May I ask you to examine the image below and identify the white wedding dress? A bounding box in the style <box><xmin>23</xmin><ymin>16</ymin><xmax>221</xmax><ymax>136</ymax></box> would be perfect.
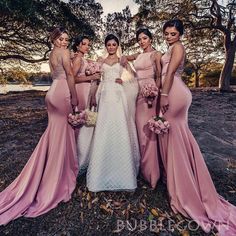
<box><xmin>86</xmin><ymin>62</ymin><xmax>140</xmax><ymax>192</ymax></box>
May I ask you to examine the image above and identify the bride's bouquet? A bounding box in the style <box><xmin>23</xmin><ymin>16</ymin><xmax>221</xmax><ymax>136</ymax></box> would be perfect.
<box><xmin>140</xmin><ymin>83</ymin><xmax>159</xmax><ymax>108</ymax></box>
<box><xmin>68</xmin><ymin>110</ymin><xmax>87</xmax><ymax>128</ymax></box>
<box><xmin>85</xmin><ymin>61</ymin><xmax>102</xmax><ymax>76</ymax></box>
<box><xmin>147</xmin><ymin>116</ymin><xmax>170</xmax><ymax>134</ymax></box>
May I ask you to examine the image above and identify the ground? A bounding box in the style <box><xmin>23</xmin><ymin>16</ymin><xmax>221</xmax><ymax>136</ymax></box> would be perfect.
<box><xmin>0</xmin><ymin>90</ymin><xmax>235</xmax><ymax>236</ymax></box>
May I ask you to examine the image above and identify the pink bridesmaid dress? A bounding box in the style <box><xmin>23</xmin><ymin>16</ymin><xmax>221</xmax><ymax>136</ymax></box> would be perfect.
<box><xmin>0</xmin><ymin>58</ymin><xmax>78</xmax><ymax>225</ymax></box>
<box><xmin>159</xmin><ymin>45</ymin><xmax>236</xmax><ymax>235</ymax></box>
<box><xmin>133</xmin><ymin>51</ymin><xmax>160</xmax><ymax>189</ymax></box>
<box><xmin>75</xmin><ymin>57</ymin><xmax>91</xmax><ymax>110</ymax></box>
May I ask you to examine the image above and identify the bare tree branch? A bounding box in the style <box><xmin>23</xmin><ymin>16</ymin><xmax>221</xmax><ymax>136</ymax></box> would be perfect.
<box><xmin>0</xmin><ymin>49</ymin><xmax>50</xmax><ymax>63</ymax></box>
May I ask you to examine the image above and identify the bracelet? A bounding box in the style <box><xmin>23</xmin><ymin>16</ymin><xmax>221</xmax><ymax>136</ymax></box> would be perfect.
<box><xmin>161</xmin><ymin>93</ymin><xmax>168</xmax><ymax>97</ymax></box>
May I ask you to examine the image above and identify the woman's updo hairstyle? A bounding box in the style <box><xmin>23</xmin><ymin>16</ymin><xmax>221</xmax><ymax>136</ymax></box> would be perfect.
<box><xmin>163</xmin><ymin>19</ymin><xmax>184</xmax><ymax>36</ymax></box>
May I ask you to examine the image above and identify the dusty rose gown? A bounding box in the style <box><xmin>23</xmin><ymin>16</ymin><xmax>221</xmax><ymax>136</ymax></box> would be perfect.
<box><xmin>133</xmin><ymin>51</ymin><xmax>160</xmax><ymax>189</ymax></box>
<box><xmin>159</xmin><ymin>45</ymin><xmax>236</xmax><ymax>235</ymax></box>
<box><xmin>75</xmin><ymin>57</ymin><xmax>91</xmax><ymax>111</ymax></box>
<box><xmin>0</xmin><ymin>57</ymin><xmax>78</xmax><ymax>225</ymax></box>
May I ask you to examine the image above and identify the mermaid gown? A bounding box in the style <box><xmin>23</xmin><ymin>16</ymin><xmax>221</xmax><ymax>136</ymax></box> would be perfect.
<box><xmin>159</xmin><ymin>45</ymin><xmax>236</xmax><ymax>235</ymax></box>
<box><xmin>0</xmin><ymin>58</ymin><xmax>78</xmax><ymax>225</ymax></box>
<box><xmin>133</xmin><ymin>51</ymin><xmax>160</xmax><ymax>189</ymax></box>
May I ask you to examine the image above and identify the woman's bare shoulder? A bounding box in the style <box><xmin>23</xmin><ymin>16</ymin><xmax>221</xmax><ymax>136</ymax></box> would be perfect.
<box><xmin>154</xmin><ymin>50</ymin><xmax>162</xmax><ymax>57</ymax></box>
<box><xmin>172</xmin><ymin>42</ymin><xmax>185</xmax><ymax>52</ymax></box>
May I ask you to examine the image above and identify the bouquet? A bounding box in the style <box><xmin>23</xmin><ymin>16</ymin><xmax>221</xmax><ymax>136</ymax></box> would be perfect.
<box><xmin>85</xmin><ymin>61</ymin><xmax>102</xmax><ymax>76</ymax></box>
<box><xmin>85</xmin><ymin>107</ymin><xmax>97</xmax><ymax>127</ymax></box>
<box><xmin>147</xmin><ymin>116</ymin><xmax>170</xmax><ymax>135</ymax></box>
<box><xmin>140</xmin><ymin>83</ymin><xmax>159</xmax><ymax>108</ymax></box>
<box><xmin>68</xmin><ymin>110</ymin><xmax>87</xmax><ymax>128</ymax></box>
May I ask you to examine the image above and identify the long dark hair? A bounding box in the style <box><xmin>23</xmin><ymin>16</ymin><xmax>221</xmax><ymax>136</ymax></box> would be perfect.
<box><xmin>72</xmin><ymin>36</ymin><xmax>90</xmax><ymax>52</ymax></box>
<box><xmin>163</xmin><ymin>19</ymin><xmax>184</xmax><ymax>35</ymax></box>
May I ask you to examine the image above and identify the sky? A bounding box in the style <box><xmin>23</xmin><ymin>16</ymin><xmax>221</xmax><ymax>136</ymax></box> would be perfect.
<box><xmin>61</xmin><ymin>0</ymin><xmax>139</xmax><ymax>16</ymax></box>
<box><xmin>41</xmin><ymin>0</ymin><xmax>139</xmax><ymax>72</ymax></box>
<box><xmin>96</xmin><ymin>0</ymin><xmax>139</xmax><ymax>16</ymax></box>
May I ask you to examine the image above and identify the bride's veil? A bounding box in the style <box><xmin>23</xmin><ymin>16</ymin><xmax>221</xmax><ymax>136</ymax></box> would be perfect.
<box><xmin>118</xmin><ymin>46</ymin><xmax>136</xmax><ymax>83</ymax></box>
<box><xmin>116</xmin><ymin>40</ymin><xmax>140</xmax><ymax>173</ymax></box>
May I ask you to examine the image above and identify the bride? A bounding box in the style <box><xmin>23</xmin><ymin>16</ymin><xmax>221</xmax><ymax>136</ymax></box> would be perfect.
<box><xmin>86</xmin><ymin>33</ymin><xmax>140</xmax><ymax>192</ymax></box>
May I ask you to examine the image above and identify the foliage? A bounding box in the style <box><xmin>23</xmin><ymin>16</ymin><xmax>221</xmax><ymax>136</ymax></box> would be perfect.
<box><xmin>68</xmin><ymin>0</ymin><xmax>104</xmax><ymax>51</ymax></box>
<box><xmin>3</xmin><ymin>67</ymin><xmax>31</xmax><ymax>84</ymax></box>
<box><xmin>182</xmin><ymin>62</ymin><xmax>226</xmax><ymax>87</ymax></box>
<box><xmin>0</xmin><ymin>0</ymin><xmax>99</xmax><ymax>67</ymax></box>
<box><xmin>133</xmin><ymin>0</ymin><xmax>236</xmax><ymax>90</ymax></box>
<box><xmin>104</xmin><ymin>6</ymin><xmax>137</xmax><ymax>52</ymax></box>
<box><xmin>0</xmin><ymin>67</ymin><xmax>52</xmax><ymax>84</ymax></box>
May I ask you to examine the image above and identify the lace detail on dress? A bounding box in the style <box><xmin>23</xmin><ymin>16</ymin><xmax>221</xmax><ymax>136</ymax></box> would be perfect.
<box><xmin>86</xmin><ymin>63</ymin><xmax>139</xmax><ymax>192</ymax></box>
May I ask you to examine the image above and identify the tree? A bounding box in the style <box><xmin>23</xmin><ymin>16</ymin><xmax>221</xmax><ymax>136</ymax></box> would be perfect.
<box><xmin>133</xmin><ymin>0</ymin><xmax>236</xmax><ymax>91</ymax></box>
<box><xmin>0</xmin><ymin>0</ymin><xmax>96</xmax><ymax>66</ymax></box>
<box><xmin>185</xmin><ymin>30</ymin><xmax>224</xmax><ymax>87</ymax></box>
<box><xmin>4</xmin><ymin>67</ymin><xmax>30</xmax><ymax>84</ymax></box>
<box><xmin>68</xmin><ymin>0</ymin><xmax>104</xmax><ymax>50</ymax></box>
<box><xmin>186</xmin><ymin>0</ymin><xmax>236</xmax><ymax>91</ymax></box>
<box><xmin>104</xmin><ymin>6</ymin><xmax>137</xmax><ymax>52</ymax></box>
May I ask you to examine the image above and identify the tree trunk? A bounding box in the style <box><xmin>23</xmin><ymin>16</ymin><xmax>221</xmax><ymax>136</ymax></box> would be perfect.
<box><xmin>219</xmin><ymin>38</ymin><xmax>236</xmax><ymax>92</ymax></box>
<box><xmin>194</xmin><ymin>70</ymin><xmax>200</xmax><ymax>88</ymax></box>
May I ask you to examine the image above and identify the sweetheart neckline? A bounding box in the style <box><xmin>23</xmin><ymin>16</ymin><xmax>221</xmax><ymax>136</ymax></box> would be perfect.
<box><xmin>103</xmin><ymin>62</ymin><xmax>120</xmax><ymax>67</ymax></box>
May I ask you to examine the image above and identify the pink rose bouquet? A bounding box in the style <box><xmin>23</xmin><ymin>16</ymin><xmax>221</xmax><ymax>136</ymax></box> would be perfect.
<box><xmin>68</xmin><ymin>110</ymin><xmax>87</xmax><ymax>128</ymax></box>
<box><xmin>147</xmin><ymin>116</ymin><xmax>170</xmax><ymax>134</ymax></box>
<box><xmin>85</xmin><ymin>61</ymin><xmax>102</xmax><ymax>76</ymax></box>
<box><xmin>140</xmin><ymin>83</ymin><xmax>159</xmax><ymax>108</ymax></box>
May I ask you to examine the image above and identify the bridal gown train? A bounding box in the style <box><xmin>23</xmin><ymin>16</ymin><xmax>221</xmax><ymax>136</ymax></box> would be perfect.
<box><xmin>0</xmin><ymin>58</ymin><xmax>78</xmax><ymax>225</ymax></box>
<box><xmin>159</xmin><ymin>45</ymin><xmax>236</xmax><ymax>235</ymax></box>
<box><xmin>86</xmin><ymin>62</ymin><xmax>140</xmax><ymax>192</ymax></box>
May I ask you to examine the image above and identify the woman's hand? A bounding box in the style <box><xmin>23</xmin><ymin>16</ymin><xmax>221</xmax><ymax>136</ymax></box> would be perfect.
<box><xmin>71</xmin><ymin>94</ymin><xmax>78</xmax><ymax>109</ymax></box>
<box><xmin>120</xmin><ymin>56</ymin><xmax>128</xmax><ymax>67</ymax></box>
<box><xmin>115</xmin><ymin>78</ymin><xmax>123</xmax><ymax>85</ymax></box>
<box><xmin>160</xmin><ymin>94</ymin><xmax>169</xmax><ymax>114</ymax></box>
<box><xmin>91</xmin><ymin>72</ymin><xmax>101</xmax><ymax>81</ymax></box>
<box><xmin>90</xmin><ymin>95</ymin><xmax>97</xmax><ymax>109</ymax></box>
<box><xmin>156</xmin><ymin>78</ymin><xmax>161</xmax><ymax>91</ymax></box>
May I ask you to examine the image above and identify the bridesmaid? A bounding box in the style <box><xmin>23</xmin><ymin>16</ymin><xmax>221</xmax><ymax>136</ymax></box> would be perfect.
<box><xmin>0</xmin><ymin>27</ymin><xmax>78</xmax><ymax>225</ymax></box>
<box><xmin>71</xmin><ymin>36</ymin><xmax>100</xmax><ymax>172</ymax></box>
<box><xmin>71</xmin><ymin>36</ymin><xmax>101</xmax><ymax>112</ymax></box>
<box><xmin>159</xmin><ymin>19</ymin><xmax>236</xmax><ymax>235</ymax></box>
<box><xmin>122</xmin><ymin>28</ymin><xmax>162</xmax><ymax>189</ymax></box>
